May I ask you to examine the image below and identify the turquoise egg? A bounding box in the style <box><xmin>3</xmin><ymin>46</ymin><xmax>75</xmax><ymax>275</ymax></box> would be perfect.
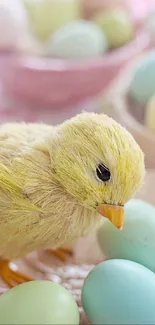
<box><xmin>129</xmin><ymin>51</ymin><xmax>155</xmax><ymax>103</ymax></box>
<box><xmin>0</xmin><ymin>281</ymin><xmax>79</xmax><ymax>324</ymax></box>
<box><xmin>82</xmin><ymin>259</ymin><xmax>155</xmax><ymax>324</ymax></box>
<box><xmin>97</xmin><ymin>199</ymin><xmax>155</xmax><ymax>272</ymax></box>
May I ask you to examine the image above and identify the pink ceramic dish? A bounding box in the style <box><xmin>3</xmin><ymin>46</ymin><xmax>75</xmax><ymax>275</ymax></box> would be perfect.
<box><xmin>0</xmin><ymin>31</ymin><xmax>151</xmax><ymax>109</ymax></box>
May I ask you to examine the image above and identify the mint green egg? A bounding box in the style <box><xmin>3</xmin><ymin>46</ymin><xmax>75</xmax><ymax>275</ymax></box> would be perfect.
<box><xmin>97</xmin><ymin>199</ymin><xmax>155</xmax><ymax>272</ymax></box>
<box><xmin>48</xmin><ymin>20</ymin><xmax>107</xmax><ymax>59</ymax></box>
<box><xmin>129</xmin><ymin>51</ymin><xmax>155</xmax><ymax>103</ymax></box>
<box><xmin>82</xmin><ymin>259</ymin><xmax>155</xmax><ymax>324</ymax></box>
<box><xmin>0</xmin><ymin>281</ymin><xmax>79</xmax><ymax>324</ymax></box>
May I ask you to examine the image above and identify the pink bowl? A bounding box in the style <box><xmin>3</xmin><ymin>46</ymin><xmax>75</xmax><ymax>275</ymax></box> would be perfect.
<box><xmin>0</xmin><ymin>31</ymin><xmax>151</xmax><ymax>109</ymax></box>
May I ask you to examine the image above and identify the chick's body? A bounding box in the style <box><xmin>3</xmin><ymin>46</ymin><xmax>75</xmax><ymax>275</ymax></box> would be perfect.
<box><xmin>0</xmin><ymin>113</ymin><xmax>145</xmax><ymax>260</ymax></box>
<box><xmin>0</xmin><ymin>122</ymin><xmax>100</xmax><ymax>259</ymax></box>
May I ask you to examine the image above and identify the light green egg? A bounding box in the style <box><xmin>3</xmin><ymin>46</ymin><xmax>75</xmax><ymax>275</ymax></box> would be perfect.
<box><xmin>47</xmin><ymin>20</ymin><xmax>107</xmax><ymax>59</ymax></box>
<box><xmin>82</xmin><ymin>259</ymin><xmax>155</xmax><ymax>324</ymax></box>
<box><xmin>97</xmin><ymin>199</ymin><xmax>155</xmax><ymax>272</ymax></box>
<box><xmin>129</xmin><ymin>51</ymin><xmax>155</xmax><ymax>103</ymax></box>
<box><xmin>93</xmin><ymin>9</ymin><xmax>134</xmax><ymax>48</ymax></box>
<box><xmin>0</xmin><ymin>281</ymin><xmax>79</xmax><ymax>324</ymax></box>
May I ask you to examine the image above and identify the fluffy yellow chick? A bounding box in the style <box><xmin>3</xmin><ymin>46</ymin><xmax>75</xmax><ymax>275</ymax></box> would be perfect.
<box><xmin>0</xmin><ymin>112</ymin><xmax>145</xmax><ymax>286</ymax></box>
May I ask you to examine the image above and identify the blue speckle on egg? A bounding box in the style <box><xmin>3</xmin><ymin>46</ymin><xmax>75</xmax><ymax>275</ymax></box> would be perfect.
<box><xmin>129</xmin><ymin>51</ymin><xmax>155</xmax><ymax>103</ymax></box>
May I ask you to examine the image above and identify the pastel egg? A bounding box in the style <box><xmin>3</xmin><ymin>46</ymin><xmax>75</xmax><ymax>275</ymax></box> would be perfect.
<box><xmin>47</xmin><ymin>20</ymin><xmax>107</xmax><ymax>59</ymax></box>
<box><xmin>82</xmin><ymin>259</ymin><xmax>155</xmax><ymax>324</ymax></box>
<box><xmin>93</xmin><ymin>9</ymin><xmax>134</xmax><ymax>48</ymax></box>
<box><xmin>129</xmin><ymin>51</ymin><xmax>155</xmax><ymax>103</ymax></box>
<box><xmin>145</xmin><ymin>94</ymin><xmax>155</xmax><ymax>132</ymax></box>
<box><xmin>0</xmin><ymin>1</ymin><xmax>23</xmax><ymax>49</ymax></box>
<box><xmin>97</xmin><ymin>199</ymin><xmax>155</xmax><ymax>272</ymax></box>
<box><xmin>24</xmin><ymin>0</ymin><xmax>80</xmax><ymax>40</ymax></box>
<box><xmin>0</xmin><ymin>281</ymin><xmax>79</xmax><ymax>324</ymax></box>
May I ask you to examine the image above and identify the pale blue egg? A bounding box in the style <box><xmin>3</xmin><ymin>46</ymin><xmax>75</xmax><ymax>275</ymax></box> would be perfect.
<box><xmin>82</xmin><ymin>259</ymin><xmax>155</xmax><ymax>324</ymax></box>
<box><xmin>129</xmin><ymin>51</ymin><xmax>155</xmax><ymax>102</ymax></box>
<box><xmin>47</xmin><ymin>20</ymin><xmax>108</xmax><ymax>59</ymax></box>
<box><xmin>97</xmin><ymin>199</ymin><xmax>155</xmax><ymax>272</ymax></box>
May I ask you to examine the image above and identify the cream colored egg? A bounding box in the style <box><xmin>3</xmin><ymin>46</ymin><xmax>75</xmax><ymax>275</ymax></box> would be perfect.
<box><xmin>24</xmin><ymin>0</ymin><xmax>81</xmax><ymax>40</ymax></box>
<box><xmin>145</xmin><ymin>95</ymin><xmax>155</xmax><ymax>132</ymax></box>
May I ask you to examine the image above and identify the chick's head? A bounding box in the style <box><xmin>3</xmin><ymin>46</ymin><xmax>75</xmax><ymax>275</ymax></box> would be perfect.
<box><xmin>51</xmin><ymin>113</ymin><xmax>145</xmax><ymax>228</ymax></box>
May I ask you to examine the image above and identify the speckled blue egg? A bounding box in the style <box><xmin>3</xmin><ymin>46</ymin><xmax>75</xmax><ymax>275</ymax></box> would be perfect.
<box><xmin>47</xmin><ymin>20</ymin><xmax>107</xmax><ymax>59</ymax></box>
<box><xmin>129</xmin><ymin>51</ymin><xmax>155</xmax><ymax>103</ymax></box>
<box><xmin>97</xmin><ymin>199</ymin><xmax>155</xmax><ymax>272</ymax></box>
<box><xmin>82</xmin><ymin>259</ymin><xmax>155</xmax><ymax>324</ymax></box>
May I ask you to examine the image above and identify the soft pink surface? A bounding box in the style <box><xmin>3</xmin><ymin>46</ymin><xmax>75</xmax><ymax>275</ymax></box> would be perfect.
<box><xmin>128</xmin><ymin>0</ymin><xmax>155</xmax><ymax>26</ymax></box>
<box><xmin>83</xmin><ymin>0</ymin><xmax>155</xmax><ymax>22</ymax></box>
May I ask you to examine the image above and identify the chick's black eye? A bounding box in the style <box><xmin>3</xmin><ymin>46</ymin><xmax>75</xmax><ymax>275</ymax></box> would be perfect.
<box><xmin>96</xmin><ymin>164</ymin><xmax>111</xmax><ymax>182</ymax></box>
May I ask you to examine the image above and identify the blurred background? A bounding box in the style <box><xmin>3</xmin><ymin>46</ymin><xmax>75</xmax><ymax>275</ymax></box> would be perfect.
<box><xmin>0</xmin><ymin>0</ymin><xmax>155</xmax><ymax>168</ymax></box>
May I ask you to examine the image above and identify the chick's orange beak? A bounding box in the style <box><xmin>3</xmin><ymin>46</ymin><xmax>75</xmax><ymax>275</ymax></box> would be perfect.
<box><xmin>98</xmin><ymin>204</ymin><xmax>124</xmax><ymax>229</ymax></box>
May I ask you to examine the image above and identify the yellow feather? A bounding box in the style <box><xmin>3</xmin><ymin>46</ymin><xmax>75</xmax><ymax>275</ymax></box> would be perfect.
<box><xmin>0</xmin><ymin>113</ymin><xmax>145</xmax><ymax>259</ymax></box>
